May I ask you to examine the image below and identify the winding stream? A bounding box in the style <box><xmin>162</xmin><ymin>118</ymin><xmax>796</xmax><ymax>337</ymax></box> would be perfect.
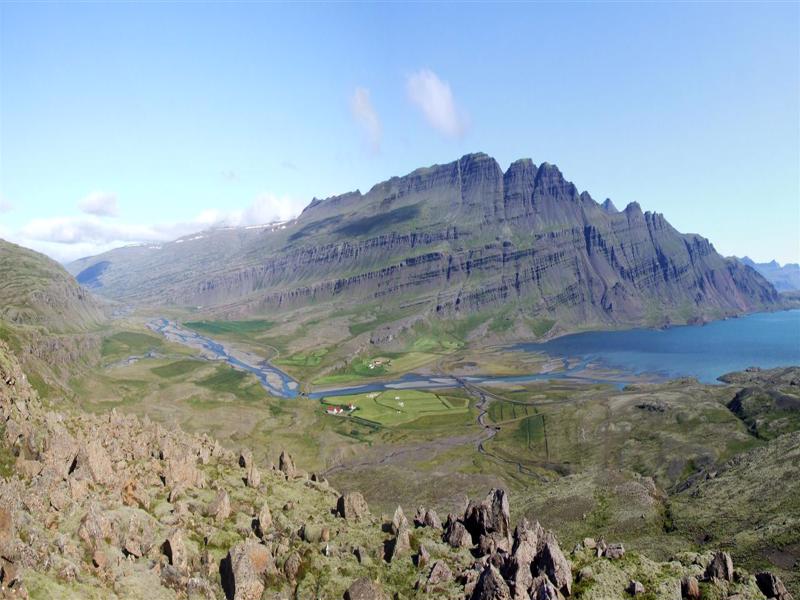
<box><xmin>148</xmin><ymin>319</ymin><xmax>631</xmax><ymax>400</ymax></box>
<box><xmin>149</xmin><ymin>309</ymin><xmax>800</xmax><ymax>400</ymax></box>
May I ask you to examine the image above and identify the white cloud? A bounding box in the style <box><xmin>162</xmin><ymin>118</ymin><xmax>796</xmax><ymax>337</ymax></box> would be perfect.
<box><xmin>406</xmin><ymin>69</ymin><xmax>468</xmax><ymax>138</ymax></box>
<box><xmin>350</xmin><ymin>86</ymin><xmax>382</xmax><ymax>153</ymax></box>
<box><xmin>78</xmin><ymin>191</ymin><xmax>119</xmax><ymax>217</ymax></box>
<box><xmin>8</xmin><ymin>193</ymin><xmax>307</xmax><ymax>263</ymax></box>
<box><xmin>0</xmin><ymin>195</ymin><xmax>13</xmax><ymax>213</ymax></box>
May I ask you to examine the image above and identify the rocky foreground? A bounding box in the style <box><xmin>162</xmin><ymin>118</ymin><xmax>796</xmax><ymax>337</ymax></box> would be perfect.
<box><xmin>0</xmin><ymin>340</ymin><xmax>794</xmax><ymax>600</ymax></box>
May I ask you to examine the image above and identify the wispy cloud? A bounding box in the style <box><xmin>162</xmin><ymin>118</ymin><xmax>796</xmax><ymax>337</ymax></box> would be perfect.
<box><xmin>78</xmin><ymin>191</ymin><xmax>119</xmax><ymax>217</ymax></box>
<box><xmin>406</xmin><ymin>69</ymin><xmax>468</xmax><ymax>138</ymax></box>
<box><xmin>350</xmin><ymin>86</ymin><xmax>382</xmax><ymax>153</ymax></box>
<box><xmin>0</xmin><ymin>195</ymin><xmax>14</xmax><ymax>213</ymax></box>
<box><xmin>8</xmin><ymin>193</ymin><xmax>308</xmax><ymax>263</ymax></box>
<box><xmin>194</xmin><ymin>193</ymin><xmax>307</xmax><ymax>228</ymax></box>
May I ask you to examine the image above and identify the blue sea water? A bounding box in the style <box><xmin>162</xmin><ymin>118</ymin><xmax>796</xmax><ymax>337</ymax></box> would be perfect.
<box><xmin>514</xmin><ymin>310</ymin><xmax>800</xmax><ymax>383</ymax></box>
<box><xmin>153</xmin><ymin>310</ymin><xmax>800</xmax><ymax>398</ymax></box>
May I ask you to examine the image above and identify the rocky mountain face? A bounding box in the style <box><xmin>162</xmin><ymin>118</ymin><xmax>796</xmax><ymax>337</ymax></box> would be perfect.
<box><xmin>68</xmin><ymin>154</ymin><xmax>779</xmax><ymax>338</ymax></box>
<box><xmin>0</xmin><ymin>240</ymin><xmax>103</xmax><ymax>333</ymax></box>
<box><xmin>738</xmin><ymin>257</ymin><xmax>800</xmax><ymax>293</ymax></box>
<box><xmin>0</xmin><ymin>240</ymin><xmax>106</xmax><ymax>396</ymax></box>
<box><xmin>0</xmin><ymin>339</ymin><xmax>794</xmax><ymax>600</ymax></box>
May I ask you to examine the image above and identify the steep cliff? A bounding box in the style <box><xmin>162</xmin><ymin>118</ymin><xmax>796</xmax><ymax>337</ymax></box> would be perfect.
<box><xmin>0</xmin><ymin>240</ymin><xmax>106</xmax><ymax>395</ymax></box>
<box><xmin>67</xmin><ymin>154</ymin><xmax>779</xmax><ymax>338</ymax></box>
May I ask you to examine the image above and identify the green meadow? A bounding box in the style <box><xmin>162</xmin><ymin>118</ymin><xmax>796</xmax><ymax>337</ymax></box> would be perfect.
<box><xmin>321</xmin><ymin>388</ymin><xmax>468</xmax><ymax>427</ymax></box>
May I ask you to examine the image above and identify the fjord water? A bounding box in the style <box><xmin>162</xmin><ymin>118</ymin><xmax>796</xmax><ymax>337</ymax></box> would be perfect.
<box><xmin>515</xmin><ymin>310</ymin><xmax>800</xmax><ymax>383</ymax></box>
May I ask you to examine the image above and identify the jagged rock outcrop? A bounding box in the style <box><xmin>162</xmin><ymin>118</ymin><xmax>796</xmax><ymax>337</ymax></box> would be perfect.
<box><xmin>756</xmin><ymin>572</ymin><xmax>794</xmax><ymax>600</ymax></box>
<box><xmin>220</xmin><ymin>539</ymin><xmax>272</xmax><ymax>600</ymax></box>
<box><xmin>471</xmin><ymin>565</ymin><xmax>512</xmax><ymax>600</ymax></box>
<box><xmin>705</xmin><ymin>550</ymin><xmax>734</xmax><ymax>582</ymax></box>
<box><xmin>336</xmin><ymin>491</ymin><xmax>369</xmax><ymax>521</ymax></box>
<box><xmin>0</xmin><ymin>339</ymin><xmax>792</xmax><ymax>599</ymax></box>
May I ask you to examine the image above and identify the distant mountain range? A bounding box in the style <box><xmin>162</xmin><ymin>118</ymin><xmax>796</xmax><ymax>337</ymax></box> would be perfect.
<box><xmin>66</xmin><ymin>153</ymin><xmax>779</xmax><ymax>341</ymax></box>
<box><xmin>737</xmin><ymin>257</ymin><xmax>800</xmax><ymax>292</ymax></box>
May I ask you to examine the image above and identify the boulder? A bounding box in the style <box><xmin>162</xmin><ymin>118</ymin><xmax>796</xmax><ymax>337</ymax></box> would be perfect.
<box><xmin>603</xmin><ymin>543</ymin><xmax>625</xmax><ymax>560</ymax></box>
<box><xmin>529</xmin><ymin>574</ymin><xmax>560</xmax><ymax>600</ymax></box>
<box><xmin>391</xmin><ymin>505</ymin><xmax>408</xmax><ymax>535</ymax></box>
<box><xmin>283</xmin><ymin>552</ymin><xmax>302</xmax><ymax>582</ymax></box>
<box><xmin>704</xmin><ymin>551</ymin><xmax>734</xmax><ymax>582</ymax></box>
<box><xmin>300</xmin><ymin>523</ymin><xmax>327</xmax><ymax>544</ymax></box>
<box><xmin>414</xmin><ymin>507</ymin><xmax>442</xmax><ymax>529</ymax></box>
<box><xmin>121</xmin><ymin>512</ymin><xmax>155</xmax><ymax>558</ymax></box>
<box><xmin>627</xmin><ymin>580</ymin><xmax>645</xmax><ymax>596</ymax></box>
<box><xmin>336</xmin><ymin>492</ymin><xmax>369</xmax><ymax>521</ymax></box>
<box><xmin>353</xmin><ymin>546</ymin><xmax>369</xmax><ymax>565</ymax></box>
<box><xmin>164</xmin><ymin>457</ymin><xmax>204</xmax><ymax>498</ymax></box>
<box><xmin>0</xmin><ymin>507</ymin><xmax>14</xmax><ymax>557</ymax></box>
<box><xmin>416</xmin><ymin>544</ymin><xmax>431</xmax><ymax>570</ymax></box>
<box><xmin>388</xmin><ymin>521</ymin><xmax>411</xmax><ymax>563</ymax></box>
<box><xmin>532</xmin><ymin>534</ymin><xmax>572</xmax><ymax>596</ymax></box>
<box><xmin>464</xmin><ymin>488</ymin><xmax>511</xmax><ymax>545</ymax></box>
<box><xmin>186</xmin><ymin>577</ymin><xmax>216</xmax><ymax>600</ymax></box>
<box><xmin>424</xmin><ymin>508</ymin><xmax>442</xmax><ymax>529</ymax></box>
<box><xmin>238</xmin><ymin>449</ymin><xmax>253</xmax><ymax>469</ymax></box>
<box><xmin>444</xmin><ymin>519</ymin><xmax>473</xmax><ymax>549</ymax></box>
<box><xmin>0</xmin><ymin>557</ymin><xmax>23</xmax><ymax>593</ymax></box>
<box><xmin>220</xmin><ymin>540</ymin><xmax>272</xmax><ymax>600</ymax></box>
<box><xmin>161</xmin><ymin>564</ymin><xmax>187</xmax><ymax>592</ymax></box>
<box><xmin>507</xmin><ymin>518</ymin><xmax>545</xmax><ymax>596</ymax></box>
<box><xmin>470</xmin><ymin>564</ymin><xmax>511</xmax><ymax>600</ymax></box>
<box><xmin>414</xmin><ymin>507</ymin><xmax>427</xmax><ymax>527</ymax></box>
<box><xmin>207</xmin><ymin>489</ymin><xmax>230</xmax><ymax>523</ymax></box>
<box><xmin>424</xmin><ymin>560</ymin><xmax>452</xmax><ymax>593</ymax></box>
<box><xmin>77</xmin><ymin>503</ymin><xmax>113</xmax><ymax>551</ymax></box>
<box><xmin>42</xmin><ymin>424</ymin><xmax>79</xmax><ymax>479</ymax></box>
<box><xmin>478</xmin><ymin>532</ymin><xmax>511</xmax><ymax>556</ymax></box>
<box><xmin>77</xmin><ymin>439</ymin><xmax>115</xmax><ymax>486</ymax></box>
<box><xmin>755</xmin><ymin>572</ymin><xmax>793</xmax><ymax>600</ymax></box>
<box><xmin>680</xmin><ymin>576</ymin><xmax>700</xmax><ymax>600</ymax></box>
<box><xmin>245</xmin><ymin>463</ymin><xmax>260</xmax><ymax>489</ymax></box>
<box><xmin>343</xmin><ymin>577</ymin><xmax>388</xmax><ymax>600</ymax></box>
<box><xmin>162</xmin><ymin>529</ymin><xmax>188</xmax><ymax>572</ymax></box>
<box><xmin>255</xmin><ymin>502</ymin><xmax>272</xmax><ymax>538</ymax></box>
<box><xmin>278</xmin><ymin>450</ymin><xmax>295</xmax><ymax>478</ymax></box>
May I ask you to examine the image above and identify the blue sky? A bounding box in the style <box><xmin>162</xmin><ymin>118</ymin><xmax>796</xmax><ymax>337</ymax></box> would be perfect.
<box><xmin>1</xmin><ymin>2</ymin><xmax>798</xmax><ymax>264</ymax></box>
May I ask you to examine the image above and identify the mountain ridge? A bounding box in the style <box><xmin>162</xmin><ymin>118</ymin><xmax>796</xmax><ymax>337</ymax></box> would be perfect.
<box><xmin>737</xmin><ymin>256</ymin><xmax>800</xmax><ymax>292</ymax></box>
<box><xmin>66</xmin><ymin>153</ymin><xmax>779</xmax><ymax>343</ymax></box>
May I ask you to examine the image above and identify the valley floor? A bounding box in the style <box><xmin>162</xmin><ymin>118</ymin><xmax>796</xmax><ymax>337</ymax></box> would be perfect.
<box><xmin>65</xmin><ymin>319</ymin><xmax>800</xmax><ymax>592</ymax></box>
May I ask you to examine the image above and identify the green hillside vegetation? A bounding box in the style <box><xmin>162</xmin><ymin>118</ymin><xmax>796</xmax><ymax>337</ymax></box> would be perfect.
<box><xmin>0</xmin><ymin>239</ymin><xmax>103</xmax><ymax>332</ymax></box>
<box><xmin>65</xmin><ymin>332</ymin><xmax>800</xmax><ymax>590</ymax></box>
<box><xmin>184</xmin><ymin>319</ymin><xmax>275</xmax><ymax>336</ymax></box>
<box><xmin>0</xmin><ymin>239</ymin><xmax>107</xmax><ymax>396</ymax></box>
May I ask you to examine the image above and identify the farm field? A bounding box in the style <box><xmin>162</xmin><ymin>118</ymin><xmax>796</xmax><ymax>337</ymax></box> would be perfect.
<box><xmin>321</xmin><ymin>388</ymin><xmax>469</xmax><ymax>427</ymax></box>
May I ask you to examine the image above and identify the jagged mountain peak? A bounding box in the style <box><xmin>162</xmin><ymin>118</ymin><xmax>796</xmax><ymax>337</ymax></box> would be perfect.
<box><xmin>65</xmin><ymin>154</ymin><xmax>779</xmax><ymax>334</ymax></box>
<box><xmin>602</xmin><ymin>198</ymin><xmax>618</xmax><ymax>213</ymax></box>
